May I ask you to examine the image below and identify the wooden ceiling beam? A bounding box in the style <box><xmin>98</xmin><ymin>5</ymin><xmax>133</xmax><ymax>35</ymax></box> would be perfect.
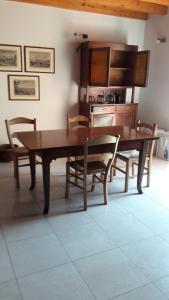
<box><xmin>87</xmin><ymin>0</ymin><xmax>167</xmax><ymax>15</ymax></box>
<box><xmin>9</xmin><ymin>0</ymin><xmax>148</xmax><ymax>20</ymax></box>
<box><xmin>141</xmin><ymin>0</ymin><xmax>169</xmax><ymax>5</ymax></box>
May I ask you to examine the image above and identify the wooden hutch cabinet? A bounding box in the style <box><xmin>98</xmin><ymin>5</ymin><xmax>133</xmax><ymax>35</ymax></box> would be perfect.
<box><xmin>79</xmin><ymin>41</ymin><xmax>150</xmax><ymax>128</ymax></box>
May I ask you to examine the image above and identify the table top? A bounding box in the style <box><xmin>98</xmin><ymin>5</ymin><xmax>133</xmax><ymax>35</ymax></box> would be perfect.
<box><xmin>16</xmin><ymin>126</ymin><xmax>157</xmax><ymax>152</ymax></box>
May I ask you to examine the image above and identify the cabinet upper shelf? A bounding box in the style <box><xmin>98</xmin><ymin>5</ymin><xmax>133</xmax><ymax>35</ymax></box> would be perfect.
<box><xmin>89</xmin><ymin>46</ymin><xmax>149</xmax><ymax>88</ymax></box>
<box><xmin>79</xmin><ymin>41</ymin><xmax>150</xmax><ymax>104</ymax></box>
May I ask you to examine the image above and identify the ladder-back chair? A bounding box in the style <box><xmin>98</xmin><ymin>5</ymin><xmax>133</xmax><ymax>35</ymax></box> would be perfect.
<box><xmin>110</xmin><ymin>120</ymin><xmax>157</xmax><ymax>192</ymax></box>
<box><xmin>65</xmin><ymin>134</ymin><xmax>120</xmax><ymax>210</ymax></box>
<box><xmin>5</xmin><ymin>117</ymin><xmax>39</xmax><ymax>188</ymax></box>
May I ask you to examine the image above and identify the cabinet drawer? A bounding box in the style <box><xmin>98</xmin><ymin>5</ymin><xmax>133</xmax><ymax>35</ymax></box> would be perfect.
<box><xmin>92</xmin><ymin>114</ymin><xmax>115</xmax><ymax>127</ymax></box>
<box><xmin>92</xmin><ymin>106</ymin><xmax>116</xmax><ymax>114</ymax></box>
<box><xmin>115</xmin><ymin>105</ymin><xmax>135</xmax><ymax>113</ymax></box>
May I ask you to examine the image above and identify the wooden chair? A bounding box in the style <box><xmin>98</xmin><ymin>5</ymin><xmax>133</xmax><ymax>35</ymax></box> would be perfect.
<box><xmin>67</xmin><ymin>114</ymin><xmax>91</xmax><ymax>182</ymax></box>
<box><xmin>65</xmin><ymin>134</ymin><xmax>120</xmax><ymax>210</ymax></box>
<box><xmin>5</xmin><ymin>117</ymin><xmax>39</xmax><ymax>188</ymax></box>
<box><xmin>67</xmin><ymin>114</ymin><xmax>91</xmax><ymax>129</ymax></box>
<box><xmin>110</xmin><ymin>121</ymin><xmax>157</xmax><ymax>192</ymax></box>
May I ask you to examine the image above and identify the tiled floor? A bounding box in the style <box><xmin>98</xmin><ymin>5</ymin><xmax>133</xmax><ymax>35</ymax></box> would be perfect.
<box><xmin>0</xmin><ymin>158</ymin><xmax>169</xmax><ymax>299</ymax></box>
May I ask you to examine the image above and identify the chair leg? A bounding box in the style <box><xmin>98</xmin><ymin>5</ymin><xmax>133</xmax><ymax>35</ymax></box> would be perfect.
<box><xmin>113</xmin><ymin>157</ymin><xmax>117</xmax><ymax>176</ymax></box>
<box><xmin>124</xmin><ymin>161</ymin><xmax>129</xmax><ymax>192</ymax></box>
<box><xmin>103</xmin><ymin>175</ymin><xmax>108</xmax><ymax>205</ymax></box>
<box><xmin>65</xmin><ymin>162</ymin><xmax>70</xmax><ymax>199</ymax></box>
<box><xmin>75</xmin><ymin>156</ymin><xmax>79</xmax><ymax>185</ymax></box>
<box><xmin>110</xmin><ymin>158</ymin><xmax>117</xmax><ymax>182</ymax></box>
<box><xmin>132</xmin><ymin>163</ymin><xmax>135</xmax><ymax>177</ymax></box>
<box><xmin>147</xmin><ymin>160</ymin><xmax>151</xmax><ymax>187</ymax></box>
<box><xmin>110</xmin><ymin>166</ymin><xmax>113</xmax><ymax>182</ymax></box>
<box><xmin>91</xmin><ymin>174</ymin><xmax>96</xmax><ymax>192</ymax></box>
<box><xmin>83</xmin><ymin>174</ymin><xmax>87</xmax><ymax>210</ymax></box>
<box><xmin>75</xmin><ymin>170</ymin><xmax>79</xmax><ymax>185</ymax></box>
<box><xmin>13</xmin><ymin>159</ymin><xmax>16</xmax><ymax>178</ymax></box>
<box><xmin>14</xmin><ymin>157</ymin><xmax>20</xmax><ymax>188</ymax></box>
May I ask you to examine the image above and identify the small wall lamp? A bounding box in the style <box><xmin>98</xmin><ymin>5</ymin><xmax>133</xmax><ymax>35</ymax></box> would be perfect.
<box><xmin>74</xmin><ymin>32</ymin><xmax>88</xmax><ymax>52</ymax></box>
<box><xmin>156</xmin><ymin>37</ymin><xmax>167</xmax><ymax>43</ymax></box>
<box><xmin>74</xmin><ymin>33</ymin><xmax>88</xmax><ymax>39</ymax></box>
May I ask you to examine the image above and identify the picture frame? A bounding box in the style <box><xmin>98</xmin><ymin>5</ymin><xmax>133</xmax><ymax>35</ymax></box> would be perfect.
<box><xmin>0</xmin><ymin>44</ymin><xmax>22</xmax><ymax>72</ymax></box>
<box><xmin>24</xmin><ymin>46</ymin><xmax>55</xmax><ymax>73</ymax></box>
<box><xmin>8</xmin><ymin>75</ymin><xmax>40</xmax><ymax>101</ymax></box>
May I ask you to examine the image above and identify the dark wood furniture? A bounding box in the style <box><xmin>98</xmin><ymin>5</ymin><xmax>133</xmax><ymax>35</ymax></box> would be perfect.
<box><xmin>111</xmin><ymin>121</ymin><xmax>157</xmax><ymax>192</ymax></box>
<box><xmin>79</xmin><ymin>41</ymin><xmax>149</xmax><ymax>128</ymax></box>
<box><xmin>82</xmin><ymin>102</ymin><xmax>138</xmax><ymax>128</ymax></box>
<box><xmin>16</xmin><ymin>126</ymin><xmax>158</xmax><ymax>214</ymax></box>
<box><xmin>5</xmin><ymin>117</ymin><xmax>38</xmax><ymax>188</ymax></box>
<box><xmin>65</xmin><ymin>134</ymin><xmax>119</xmax><ymax>210</ymax></box>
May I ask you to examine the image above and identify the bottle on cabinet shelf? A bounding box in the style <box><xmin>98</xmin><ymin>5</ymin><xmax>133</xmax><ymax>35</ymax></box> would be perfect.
<box><xmin>114</xmin><ymin>92</ymin><xmax>121</xmax><ymax>104</ymax></box>
<box><xmin>106</xmin><ymin>94</ymin><xmax>114</xmax><ymax>104</ymax></box>
<box><xmin>88</xmin><ymin>95</ymin><xmax>96</xmax><ymax>103</ymax></box>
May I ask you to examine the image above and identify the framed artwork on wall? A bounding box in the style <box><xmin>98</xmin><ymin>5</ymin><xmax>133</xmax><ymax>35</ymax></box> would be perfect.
<box><xmin>8</xmin><ymin>75</ymin><xmax>40</xmax><ymax>101</ymax></box>
<box><xmin>24</xmin><ymin>46</ymin><xmax>55</xmax><ymax>73</ymax></box>
<box><xmin>0</xmin><ymin>44</ymin><xmax>22</xmax><ymax>72</ymax></box>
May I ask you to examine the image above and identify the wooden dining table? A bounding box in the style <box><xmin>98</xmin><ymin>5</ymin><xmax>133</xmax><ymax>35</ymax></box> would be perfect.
<box><xmin>16</xmin><ymin>126</ymin><xmax>158</xmax><ymax>214</ymax></box>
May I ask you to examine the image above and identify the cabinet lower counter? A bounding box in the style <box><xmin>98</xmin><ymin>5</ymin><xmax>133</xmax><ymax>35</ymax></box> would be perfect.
<box><xmin>79</xmin><ymin>102</ymin><xmax>138</xmax><ymax>128</ymax></box>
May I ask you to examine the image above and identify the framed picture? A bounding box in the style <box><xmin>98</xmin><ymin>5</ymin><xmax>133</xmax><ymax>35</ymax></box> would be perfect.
<box><xmin>24</xmin><ymin>46</ymin><xmax>55</xmax><ymax>73</ymax></box>
<box><xmin>8</xmin><ymin>75</ymin><xmax>40</xmax><ymax>101</ymax></box>
<box><xmin>0</xmin><ymin>44</ymin><xmax>22</xmax><ymax>72</ymax></box>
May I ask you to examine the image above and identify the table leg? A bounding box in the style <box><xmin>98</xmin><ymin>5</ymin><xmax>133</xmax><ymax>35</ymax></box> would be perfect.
<box><xmin>29</xmin><ymin>153</ymin><xmax>36</xmax><ymax>190</ymax></box>
<box><xmin>137</xmin><ymin>140</ymin><xmax>148</xmax><ymax>194</ymax></box>
<box><xmin>42</xmin><ymin>156</ymin><xmax>50</xmax><ymax>214</ymax></box>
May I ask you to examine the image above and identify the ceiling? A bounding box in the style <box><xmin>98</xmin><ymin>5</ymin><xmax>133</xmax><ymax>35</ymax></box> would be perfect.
<box><xmin>9</xmin><ymin>0</ymin><xmax>169</xmax><ymax>20</ymax></box>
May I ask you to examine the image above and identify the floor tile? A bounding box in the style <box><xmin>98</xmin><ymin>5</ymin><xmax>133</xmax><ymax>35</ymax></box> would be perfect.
<box><xmin>87</xmin><ymin>201</ymin><xmax>127</xmax><ymax>220</ymax></box>
<box><xmin>75</xmin><ymin>248</ymin><xmax>149</xmax><ymax>300</ymax></box>
<box><xmin>154</xmin><ymin>276</ymin><xmax>169</xmax><ymax>298</ymax></box>
<box><xmin>87</xmin><ymin>204</ymin><xmax>129</xmax><ymax>230</ymax></box>
<box><xmin>1</xmin><ymin>216</ymin><xmax>52</xmax><ymax>243</ymax></box>
<box><xmin>56</xmin><ymin>222</ymin><xmax>115</xmax><ymax>260</ymax></box>
<box><xmin>134</xmin><ymin>206</ymin><xmax>169</xmax><ymax>234</ymax></box>
<box><xmin>111</xmin><ymin>283</ymin><xmax>168</xmax><ymax>300</ymax></box>
<box><xmin>18</xmin><ymin>263</ymin><xmax>95</xmax><ymax>300</ymax></box>
<box><xmin>122</xmin><ymin>236</ymin><xmax>169</xmax><ymax>281</ymax></box>
<box><xmin>47</xmin><ymin>211</ymin><xmax>93</xmax><ymax>234</ymax></box>
<box><xmin>0</xmin><ymin>233</ymin><xmax>14</xmax><ymax>283</ymax></box>
<box><xmin>88</xmin><ymin>206</ymin><xmax>154</xmax><ymax>246</ymax></box>
<box><xmin>113</xmin><ymin>193</ymin><xmax>161</xmax><ymax>214</ymax></box>
<box><xmin>0</xmin><ymin>280</ymin><xmax>22</xmax><ymax>300</ymax></box>
<box><xmin>8</xmin><ymin>233</ymin><xmax>70</xmax><ymax>277</ymax></box>
<box><xmin>0</xmin><ymin>199</ymin><xmax>41</xmax><ymax>218</ymax></box>
<box><xmin>105</xmin><ymin>214</ymin><xmax>155</xmax><ymax>246</ymax></box>
<box><xmin>159</xmin><ymin>231</ymin><xmax>169</xmax><ymax>245</ymax></box>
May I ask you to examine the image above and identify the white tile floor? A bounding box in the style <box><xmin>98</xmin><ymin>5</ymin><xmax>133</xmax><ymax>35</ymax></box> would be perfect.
<box><xmin>0</xmin><ymin>158</ymin><xmax>169</xmax><ymax>299</ymax></box>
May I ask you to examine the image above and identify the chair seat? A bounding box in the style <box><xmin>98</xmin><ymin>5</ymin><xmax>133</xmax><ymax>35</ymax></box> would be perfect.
<box><xmin>69</xmin><ymin>159</ymin><xmax>107</xmax><ymax>174</ymax></box>
<box><xmin>14</xmin><ymin>147</ymin><xmax>28</xmax><ymax>156</ymax></box>
<box><xmin>117</xmin><ymin>150</ymin><xmax>139</xmax><ymax>160</ymax></box>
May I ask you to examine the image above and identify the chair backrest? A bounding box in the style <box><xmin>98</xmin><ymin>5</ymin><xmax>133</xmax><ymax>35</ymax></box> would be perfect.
<box><xmin>137</xmin><ymin>120</ymin><xmax>157</xmax><ymax>158</ymax></box>
<box><xmin>67</xmin><ymin>114</ymin><xmax>90</xmax><ymax>129</ymax></box>
<box><xmin>83</xmin><ymin>134</ymin><xmax>120</xmax><ymax>175</ymax></box>
<box><xmin>5</xmin><ymin>117</ymin><xmax>36</xmax><ymax>149</ymax></box>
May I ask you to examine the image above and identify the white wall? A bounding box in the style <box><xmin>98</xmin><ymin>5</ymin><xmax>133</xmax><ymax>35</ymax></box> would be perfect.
<box><xmin>139</xmin><ymin>12</ymin><xmax>169</xmax><ymax>130</ymax></box>
<box><xmin>0</xmin><ymin>0</ymin><xmax>145</xmax><ymax>143</ymax></box>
